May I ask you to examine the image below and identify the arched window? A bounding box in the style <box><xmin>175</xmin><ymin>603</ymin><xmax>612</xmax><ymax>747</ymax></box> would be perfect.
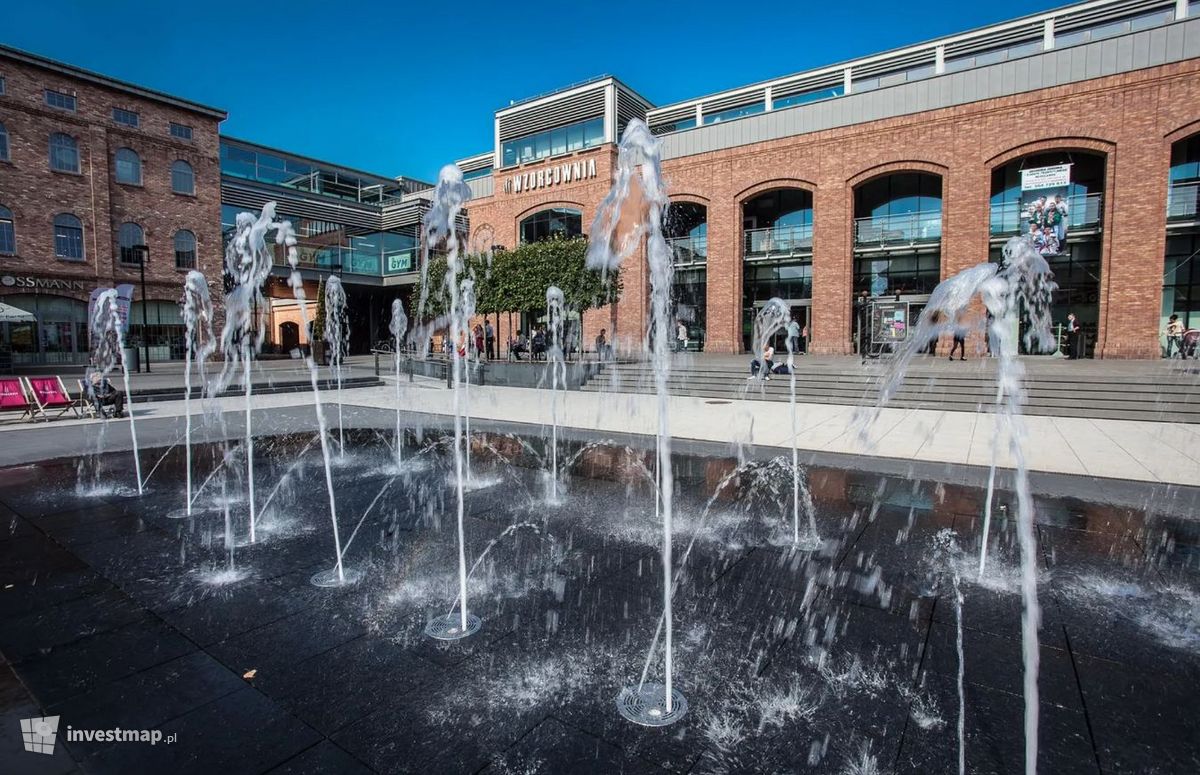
<box><xmin>114</xmin><ymin>148</ymin><xmax>142</xmax><ymax>185</ymax></box>
<box><xmin>118</xmin><ymin>222</ymin><xmax>145</xmax><ymax>264</ymax></box>
<box><xmin>174</xmin><ymin>229</ymin><xmax>196</xmax><ymax>269</ymax></box>
<box><xmin>171</xmin><ymin>160</ymin><xmax>194</xmax><ymax>195</ymax></box>
<box><xmin>53</xmin><ymin>213</ymin><xmax>84</xmax><ymax>260</ymax></box>
<box><xmin>49</xmin><ymin>133</ymin><xmax>80</xmax><ymax>173</ymax></box>
<box><xmin>519</xmin><ymin>207</ymin><xmax>582</xmax><ymax>243</ymax></box>
<box><xmin>0</xmin><ymin>122</ymin><xmax>9</xmax><ymax>162</ymax></box>
<box><xmin>0</xmin><ymin>205</ymin><xmax>14</xmax><ymax>255</ymax></box>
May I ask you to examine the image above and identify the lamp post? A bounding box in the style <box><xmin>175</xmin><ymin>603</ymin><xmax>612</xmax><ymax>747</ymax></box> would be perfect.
<box><xmin>134</xmin><ymin>244</ymin><xmax>150</xmax><ymax>373</ymax></box>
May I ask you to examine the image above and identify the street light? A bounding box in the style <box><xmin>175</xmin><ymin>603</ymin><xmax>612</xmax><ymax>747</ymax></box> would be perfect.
<box><xmin>133</xmin><ymin>244</ymin><xmax>150</xmax><ymax>373</ymax></box>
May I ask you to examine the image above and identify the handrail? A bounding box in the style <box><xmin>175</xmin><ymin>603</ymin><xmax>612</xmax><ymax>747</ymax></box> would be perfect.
<box><xmin>853</xmin><ymin>211</ymin><xmax>942</xmax><ymax>248</ymax></box>
<box><xmin>1167</xmin><ymin>181</ymin><xmax>1200</xmax><ymax>221</ymax></box>
<box><xmin>667</xmin><ymin>235</ymin><xmax>707</xmax><ymax>265</ymax></box>
<box><xmin>743</xmin><ymin>224</ymin><xmax>813</xmax><ymax>257</ymax></box>
<box><xmin>988</xmin><ymin>192</ymin><xmax>1103</xmax><ymax>236</ymax></box>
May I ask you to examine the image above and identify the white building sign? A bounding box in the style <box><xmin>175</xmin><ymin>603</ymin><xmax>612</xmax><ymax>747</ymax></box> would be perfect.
<box><xmin>503</xmin><ymin>158</ymin><xmax>597</xmax><ymax>194</ymax></box>
<box><xmin>1021</xmin><ymin>164</ymin><xmax>1072</xmax><ymax>191</ymax></box>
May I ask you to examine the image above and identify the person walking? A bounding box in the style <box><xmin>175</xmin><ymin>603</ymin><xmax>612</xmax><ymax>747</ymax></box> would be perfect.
<box><xmin>1065</xmin><ymin>313</ymin><xmax>1082</xmax><ymax>359</ymax></box>
<box><xmin>675</xmin><ymin>321</ymin><xmax>688</xmax><ymax>353</ymax></box>
<box><xmin>799</xmin><ymin>324</ymin><xmax>808</xmax><ymax>354</ymax></box>
<box><xmin>947</xmin><ymin>321</ymin><xmax>967</xmax><ymax>361</ymax></box>
<box><xmin>473</xmin><ymin>324</ymin><xmax>484</xmax><ymax>360</ymax></box>
<box><xmin>484</xmin><ymin>320</ymin><xmax>495</xmax><ymax>360</ymax></box>
<box><xmin>786</xmin><ymin>316</ymin><xmax>801</xmax><ymax>354</ymax></box>
<box><xmin>1165</xmin><ymin>314</ymin><xmax>1185</xmax><ymax>358</ymax></box>
<box><xmin>595</xmin><ymin>328</ymin><xmax>610</xmax><ymax>361</ymax></box>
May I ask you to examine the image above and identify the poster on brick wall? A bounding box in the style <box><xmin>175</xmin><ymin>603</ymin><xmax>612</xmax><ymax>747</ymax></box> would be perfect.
<box><xmin>1019</xmin><ymin>164</ymin><xmax>1072</xmax><ymax>257</ymax></box>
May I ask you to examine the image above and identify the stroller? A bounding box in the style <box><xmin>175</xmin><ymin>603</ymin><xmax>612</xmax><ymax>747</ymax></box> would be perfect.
<box><xmin>1181</xmin><ymin>329</ymin><xmax>1200</xmax><ymax>359</ymax></box>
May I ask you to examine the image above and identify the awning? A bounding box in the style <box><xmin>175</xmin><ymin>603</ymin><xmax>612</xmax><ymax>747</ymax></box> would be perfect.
<box><xmin>0</xmin><ymin>301</ymin><xmax>35</xmax><ymax>323</ymax></box>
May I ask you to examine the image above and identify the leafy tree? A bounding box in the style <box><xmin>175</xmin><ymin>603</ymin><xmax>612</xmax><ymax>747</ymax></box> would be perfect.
<box><xmin>311</xmin><ymin>276</ymin><xmax>326</xmax><ymax>341</ymax></box>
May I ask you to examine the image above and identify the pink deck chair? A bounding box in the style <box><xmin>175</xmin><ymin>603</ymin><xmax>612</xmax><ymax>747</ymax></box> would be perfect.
<box><xmin>0</xmin><ymin>377</ymin><xmax>34</xmax><ymax>421</ymax></box>
<box><xmin>26</xmin><ymin>376</ymin><xmax>81</xmax><ymax>421</ymax></box>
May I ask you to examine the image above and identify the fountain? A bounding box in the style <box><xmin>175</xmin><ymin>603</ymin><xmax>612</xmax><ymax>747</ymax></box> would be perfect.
<box><xmin>545</xmin><ymin>285</ymin><xmax>566</xmax><ymax>503</ymax></box>
<box><xmin>855</xmin><ymin>235</ymin><xmax>1056</xmax><ymax>774</ymax></box>
<box><xmin>87</xmin><ymin>289</ymin><xmax>143</xmax><ymax>495</ymax></box>
<box><xmin>176</xmin><ymin>270</ymin><xmax>216</xmax><ymax>518</ymax></box>
<box><xmin>390</xmin><ymin>299</ymin><xmax>409</xmax><ymax>473</ymax></box>
<box><xmin>420</xmin><ymin>164</ymin><xmax>481</xmax><ymax>641</ymax></box>
<box><xmin>460</xmin><ymin>278</ymin><xmax>476</xmax><ymax>484</ymax></box>
<box><xmin>587</xmin><ymin>119</ymin><xmax>687</xmax><ymax>725</ymax></box>
<box><xmin>324</xmin><ymin>275</ymin><xmax>349</xmax><ymax>456</ymax></box>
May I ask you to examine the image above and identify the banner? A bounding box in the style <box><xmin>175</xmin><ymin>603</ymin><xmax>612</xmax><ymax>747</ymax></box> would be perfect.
<box><xmin>1021</xmin><ymin>164</ymin><xmax>1072</xmax><ymax>191</ymax></box>
<box><xmin>87</xmin><ymin>284</ymin><xmax>136</xmax><ymax>342</ymax></box>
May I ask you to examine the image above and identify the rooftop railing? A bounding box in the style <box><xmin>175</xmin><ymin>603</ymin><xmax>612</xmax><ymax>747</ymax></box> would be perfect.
<box><xmin>853</xmin><ymin>212</ymin><xmax>942</xmax><ymax>249</ymax></box>
<box><xmin>743</xmin><ymin>225</ymin><xmax>813</xmax><ymax>259</ymax></box>
<box><xmin>1167</xmin><ymin>181</ymin><xmax>1200</xmax><ymax>222</ymax></box>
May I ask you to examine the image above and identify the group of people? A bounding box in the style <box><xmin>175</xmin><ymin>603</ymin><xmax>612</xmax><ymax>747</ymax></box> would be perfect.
<box><xmin>1024</xmin><ymin>194</ymin><xmax>1069</xmax><ymax>256</ymax></box>
<box><xmin>747</xmin><ymin>315</ymin><xmax>807</xmax><ymax>379</ymax></box>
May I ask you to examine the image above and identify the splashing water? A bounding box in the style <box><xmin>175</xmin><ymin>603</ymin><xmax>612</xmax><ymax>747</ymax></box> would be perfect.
<box><xmin>545</xmin><ymin>286</ymin><xmax>566</xmax><ymax>504</ymax></box>
<box><xmin>390</xmin><ymin>299</ymin><xmax>409</xmax><ymax>473</ymax></box>
<box><xmin>857</xmin><ymin>235</ymin><xmax>1056</xmax><ymax>774</ymax></box>
<box><xmin>589</xmin><ymin>119</ymin><xmax>685</xmax><ymax>722</ymax></box>
<box><xmin>461</xmin><ymin>277</ymin><xmax>477</xmax><ymax>483</ymax></box>
<box><xmin>324</xmin><ymin>276</ymin><xmax>349</xmax><ymax>455</ymax></box>
<box><xmin>181</xmin><ymin>271</ymin><xmax>215</xmax><ymax>517</ymax></box>
<box><xmin>88</xmin><ymin>289</ymin><xmax>143</xmax><ymax>495</ymax></box>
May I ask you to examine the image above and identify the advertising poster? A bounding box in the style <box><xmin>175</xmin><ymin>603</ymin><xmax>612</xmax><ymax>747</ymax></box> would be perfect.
<box><xmin>870</xmin><ymin>301</ymin><xmax>909</xmax><ymax>345</ymax></box>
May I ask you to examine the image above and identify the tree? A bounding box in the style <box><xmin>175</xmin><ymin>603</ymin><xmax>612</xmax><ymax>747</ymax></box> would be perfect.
<box><xmin>311</xmin><ymin>276</ymin><xmax>326</xmax><ymax>342</ymax></box>
<box><xmin>412</xmin><ymin>237</ymin><xmax>621</xmax><ymax>320</ymax></box>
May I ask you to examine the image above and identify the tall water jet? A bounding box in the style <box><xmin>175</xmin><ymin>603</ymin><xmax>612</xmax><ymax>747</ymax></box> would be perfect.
<box><xmin>324</xmin><ymin>276</ymin><xmax>348</xmax><ymax>455</ymax></box>
<box><xmin>588</xmin><ymin>119</ymin><xmax>686</xmax><ymax>725</ymax></box>
<box><xmin>218</xmin><ymin>207</ymin><xmax>273</xmax><ymax>543</ymax></box>
<box><xmin>389</xmin><ymin>299</ymin><xmax>408</xmax><ymax>473</ymax></box>
<box><xmin>88</xmin><ymin>289</ymin><xmax>143</xmax><ymax>495</ymax></box>
<box><xmin>545</xmin><ymin>285</ymin><xmax>566</xmax><ymax>503</ymax></box>
<box><xmin>421</xmin><ymin>164</ymin><xmax>480</xmax><ymax>641</ymax></box>
<box><xmin>460</xmin><ymin>278</ymin><xmax>476</xmax><ymax>483</ymax></box>
<box><xmin>856</xmin><ymin>235</ymin><xmax>1055</xmax><ymax>773</ymax></box>
<box><xmin>178</xmin><ymin>271</ymin><xmax>216</xmax><ymax>518</ymax></box>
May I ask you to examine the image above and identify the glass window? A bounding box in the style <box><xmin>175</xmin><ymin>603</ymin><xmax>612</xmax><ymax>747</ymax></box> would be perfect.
<box><xmin>114</xmin><ymin>148</ymin><xmax>142</xmax><ymax>185</ymax></box>
<box><xmin>550</xmin><ymin>127</ymin><xmax>568</xmax><ymax>156</ymax></box>
<box><xmin>774</xmin><ymin>86</ymin><xmax>843</xmax><ymax>109</ymax></box>
<box><xmin>53</xmin><ymin>213</ymin><xmax>84</xmax><ymax>260</ymax></box>
<box><xmin>171</xmin><ymin>160</ymin><xmax>195</xmax><ymax>194</ymax></box>
<box><xmin>113</xmin><ymin>108</ymin><xmax>139</xmax><ymax>127</ymax></box>
<box><xmin>567</xmin><ymin>123</ymin><xmax>585</xmax><ymax>151</ymax></box>
<box><xmin>703</xmin><ymin>101</ymin><xmax>765</xmax><ymax>125</ymax></box>
<box><xmin>174</xmin><ymin>230</ymin><xmax>196</xmax><ymax>269</ymax></box>
<box><xmin>0</xmin><ymin>121</ymin><xmax>8</xmax><ymax>162</ymax></box>
<box><xmin>170</xmin><ymin>122</ymin><xmax>193</xmax><ymax>140</ymax></box>
<box><xmin>44</xmin><ymin>90</ymin><xmax>76</xmax><ymax>111</ymax></box>
<box><xmin>462</xmin><ymin>166</ymin><xmax>492</xmax><ymax>181</ymax></box>
<box><xmin>118</xmin><ymin>222</ymin><xmax>145</xmax><ymax>264</ymax></box>
<box><xmin>49</xmin><ymin>133</ymin><xmax>80</xmax><ymax>173</ymax></box>
<box><xmin>520</xmin><ymin>208</ymin><xmax>582</xmax><ymax>243</ymax></box>
<box><xmin>584</xmin><ymin>118</ymin><xmax>605</xmax><ymax>146</ymax></box>
<box><xmin>220</xmin><ymin>143</ymin><xmax>256</xmax><ymax>178</ymax></box>
<box><xmin>0</xmin><ymin>205</ymin><xmax>14</xmax><ymax>254</ymax></box>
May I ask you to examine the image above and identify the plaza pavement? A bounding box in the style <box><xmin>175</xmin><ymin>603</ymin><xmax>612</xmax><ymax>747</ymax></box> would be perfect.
<box><xmin>2</xmin><ymin>373</ymin><xmax>1197</xmax><ymax>486</ymax></box>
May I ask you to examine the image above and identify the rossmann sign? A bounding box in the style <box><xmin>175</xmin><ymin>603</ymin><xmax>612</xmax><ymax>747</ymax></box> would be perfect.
<box><xmin>503</xmin><ymin>158</ymin><xmax>597</xmax><ymax>194</ymax></box>
<box><xmin>1</xmin><ymin>275</ymin><xmax>88</xmax><ymax>292</ymax></box>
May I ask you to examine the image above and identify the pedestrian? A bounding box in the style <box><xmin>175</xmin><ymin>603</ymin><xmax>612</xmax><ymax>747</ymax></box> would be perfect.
<box><xmin>86</xmin><ymin>367</ymin><xmax>126</xmax><ymax>418</ymax></box>
<box><xmin>799</xmin><ymin>324</ymin><xmax>808</xmax><ymax>354</ymax></box>
<box><xmin>484</xmin><ymin>320</ymin><xmax>495</xmax><ymax>360</ymax></box>
<box><xmin>473</xmin><ymin>324</ymin><xmax>484</xmax><ymax>359</ymax></box>
<box><xmin>748</xmin><ymin>344</ymin><xmax>775</xmax><ymax>380</ymax></box>
<box><xmin>532</xmin><ymin>327</ymin><xmax>546</xmax><ymax>360</ymax></box>
<box><xmin>1165</xmin><ymin>314</ymin><xmax>1185</xmax><ymax>358</ymax></box>
<box><xmin>676</xmin><ymin>321</ymin><xmax>688</xmax><ymax>353</ymax></box>
<box><xmin>1065</xmin><ymin>313</ymin><xmax>1082</xmax><ymax>359</ymax></box>
<box><xmin>786</xmin><ymin>316</ymin><xmax>801</xmax><ymax>354</ymax></box>
<box><xmin>948</xmin><ymin>319</ymin><xmax>967</xmax><ymax>361</ymax></box>
<box><xmin>595</xmin><ymin>328</ymin><xmax>610</xmax><ymax>361</ymax></box>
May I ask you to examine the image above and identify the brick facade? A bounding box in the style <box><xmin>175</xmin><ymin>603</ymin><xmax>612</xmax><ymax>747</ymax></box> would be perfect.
<box><xmin>0</xmin><ymin>48</ymin><xmax>224</xmax><ymax>350</ymax></box>
<box><xmin>463</xmin><ymin>59</ymin><xmax>1200</xmax><ymax>358</ymax></box>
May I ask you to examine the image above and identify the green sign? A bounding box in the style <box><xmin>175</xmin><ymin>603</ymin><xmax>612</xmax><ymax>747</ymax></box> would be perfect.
<box><xmin>387</xmin><ymin>252</ymin><xmax>413</xmax><ymax>273</ymax></box>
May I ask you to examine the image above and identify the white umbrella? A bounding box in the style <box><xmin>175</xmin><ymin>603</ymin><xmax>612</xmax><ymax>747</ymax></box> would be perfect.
<box><xmin>0</xmin><ymin>301</ymin><xmax>35</xmax><ymax>323</ymax></box>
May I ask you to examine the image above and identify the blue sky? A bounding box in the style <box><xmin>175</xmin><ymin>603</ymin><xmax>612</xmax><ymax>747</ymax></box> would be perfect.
<box><xmin>4</xmin><ymin>0</ymin><xmax>1050</xmax><ymax>181</ymax></box>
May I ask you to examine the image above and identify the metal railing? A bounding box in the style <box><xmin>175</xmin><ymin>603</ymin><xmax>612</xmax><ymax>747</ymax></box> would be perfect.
<box><xmin>853</xmin><ymin>212</ymin><xmax>942</xmax><ymax>248</ymax></box>
<box><xmin>743</xmin><ymin>224</ymin><xmax>813</xmax><ymax>258</ymax></box>
<box><xmin>667</xmin><ymin>235</ymin><xmax>707</xmax><ymax>265</ymax></box>
<box><xmin>1167</xmin><ymin>181</ymin><xmax>1200</xmax><ymax>222</ymax></box>
<box><xmin>988</xmin><ymin>192</ymin><xmax>1103</xmax><ymax>236</ymax></box>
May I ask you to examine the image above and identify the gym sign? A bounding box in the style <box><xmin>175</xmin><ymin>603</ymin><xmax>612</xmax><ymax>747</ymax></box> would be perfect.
<box><xmin>503</xmin><ymin>158</ymin><xmax>597</xmax><ymax>194</ymax></box>
<box><xmin>1</xmin><ymin>274</ymin><xmax>88</xmax><ymax>292</ymax></box>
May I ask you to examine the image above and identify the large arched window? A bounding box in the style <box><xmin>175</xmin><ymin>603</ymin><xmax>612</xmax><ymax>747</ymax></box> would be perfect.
<box><xmin>53</xmin><ymin>213</ymin><xmax>84</xmax><ymax>260</ymax></box>
<box><xmin>114</xmin><ymin>148</ymin><xmax>142</xmax><ymax>185</ymax></box>
<box><xmin>519</xmin><ymin>207</ymin><xmax>581</xmax><ymax>243</ymax></box>
<box><xmin>0</xmin><ymin>205</ymin><xmax>14</xmax><ymax>255</ymax></box>
<box><xmin>118</xmin><ymin>222</ymin><xmax>145</xmax><ymax>264</ymax></box>
<box><xmin>49</xmin><ymin>133</ymin><xmax>80</xmax><ymax>173</ymax></box>
<box><xmin>0</xmin><ymin>122</ymin><xmax>9</xmax><ymax>162</ymax></box>
<box><xmin>171</xmin><ymin>160</ymin><xmax>195</xmax><ymax>195</ymax></box>
<box><xmin>174</xmin><ymin>229</ymin><xmax>196</xmax><ymax>269</ymax></box>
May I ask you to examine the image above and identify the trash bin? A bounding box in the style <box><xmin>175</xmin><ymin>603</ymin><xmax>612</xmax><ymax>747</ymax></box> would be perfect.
<box><xmin>122</xmin><ymin>347</ymin><xmax>140</xmax><ymax>373</ymax></box>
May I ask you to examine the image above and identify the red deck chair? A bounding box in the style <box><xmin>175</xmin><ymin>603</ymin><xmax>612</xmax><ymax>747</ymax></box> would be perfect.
<box><xmin>0</xmin><ymin>377</ymin><xmax>34</xmax><ymax>421</ymax></box>
<box><xmin>26</xmin><ymin>376</ymin><xmax>81</xmax><ymax>421</ymax></box>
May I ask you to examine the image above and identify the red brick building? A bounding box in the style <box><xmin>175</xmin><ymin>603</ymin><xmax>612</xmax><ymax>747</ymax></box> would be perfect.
<box><xmin>0</xmin><ymin>44</ymin><xmax>225</xmax><ymax>367</ymax></box>
<box><xmin>456</xmin><ymin>0</ymin><xmax>1200</xmax><ymax>358</ymax></box>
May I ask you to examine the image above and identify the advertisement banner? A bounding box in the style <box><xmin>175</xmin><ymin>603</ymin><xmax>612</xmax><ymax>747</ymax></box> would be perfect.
<box><xmin>1020</xmin><ymin>164</ymin><xmax>1072</xmax><ymax>191</ymax></box>
<box><xmin>115</xmin><ymin>284</ymin><xmax>135</xmax><ymax>334</ymax></box>
<box><xmin>870</xmin><ymin>301</ymin><xmax>910</xmax><ymax>345</ymax></box>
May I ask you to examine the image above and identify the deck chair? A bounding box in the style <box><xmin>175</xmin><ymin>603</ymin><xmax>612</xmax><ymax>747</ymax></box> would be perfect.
<box><xmin>26</xmin><ymin>376</ymin><xmax>81</xmax><ymax>421</ymax></box>
<box><xmin>77</xmin><ymin>378</ymin><xmax>100</xmax><ymax>418</ymax></box>
<box><xmin>0</xmin><ymin>377</ymin><xmax>35</xmax><ymax>421</ymax></box>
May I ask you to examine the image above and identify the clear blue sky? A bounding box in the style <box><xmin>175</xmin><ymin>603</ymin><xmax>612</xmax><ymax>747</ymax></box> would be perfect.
<box><xmin>4</xmin><ymin>0</ymin><xmax>1051</xmax><ymax>182</ymax></box>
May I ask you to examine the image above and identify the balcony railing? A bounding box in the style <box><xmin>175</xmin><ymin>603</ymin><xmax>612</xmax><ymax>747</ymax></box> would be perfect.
<box><xmin>989</xmin><ymin>192</ymin><xmax>1103</xmax><ymax>237</ymax></box>
<box><xmin>1167</xmin><ymin>181</ymin><xmax>1200</xmax><ymax>222</ymax></box>
<box><xmin>667</xmin><ymin>235</ymin><xmax>707</xmax><ymax>265</ymax></box>
<box><xmin>853</xmin><ymin>212</ymin><xmax>942</xmax><ymax>248</ymax></box>
<box><xmin>270</xmin><ymin>245</ymin><xmax>419</xmax><ymax>277</ymax></box>
<box><xmin>743</xmin><ymin>225</ymin><xmax>813</xmax><ymax>259</ymax></box>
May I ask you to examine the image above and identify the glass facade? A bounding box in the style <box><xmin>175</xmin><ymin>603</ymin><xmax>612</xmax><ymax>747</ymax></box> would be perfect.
<box><xmin>1168</xmin><ymin>135</ymin><xmax>1200</xmax><ymax>221</ymax></box>
<box><xmin>500</xmin><ymin>117</ymin><xmax>604</xmax><ymax>169</ymax></box>
<box><xmin>1163</xmin><ymin>232</ymin><xmax>1200</xmax><ymax>335</ymax></box>
<box><xmin>704</xmin><ymin>101</ymin><xmax>764</xmax><ymax>125</ymax></box>
<box><xmin>221</xmin><ymin>143</ymin><xmax>405</xmax><ymax>204</ymax></box>
<box><xmin>774</xmin><ymin>85</ymin><xmax>843</xmax><ymax>109</ymax></box>
<box><xmin>854</xmin><ymin>253</ymin><xmax>941</xmax><ymax>297</ymax></box>
<box><xmin>990</xmin><ymin>152</ymin><xmax>1106</xmax><ymax>236</ymax></box>
<box><xmin>520</xmin><ymin>208</ymin><xmax>582</xmax><ymax>243</ymax></box>
<box><xmin>128</xmin><ymin>300</ymin><xmax>186</xmax><ymax>361</ymax></box>
<box><xmin>742</xmin><ymin>261</ymin><xmax>813</xmax><ymax>350</ymax></box>
<box><xmin>0</xmin><ymin>294</ymin><xmax>89</xmax><ymax>365</ymax></box>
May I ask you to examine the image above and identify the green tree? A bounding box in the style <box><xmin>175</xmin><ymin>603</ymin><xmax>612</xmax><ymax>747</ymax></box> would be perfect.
<box><xmin>311</xmin><ymin>276</ymin><xmax>326</xmax><ymax>341</ymax></box>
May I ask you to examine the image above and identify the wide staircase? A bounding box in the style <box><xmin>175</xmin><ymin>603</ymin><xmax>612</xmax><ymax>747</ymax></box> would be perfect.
<box><xmin>581</xmin><ymin>355</ymin><xmax>1200</xmax><ymax>424</ymax></box>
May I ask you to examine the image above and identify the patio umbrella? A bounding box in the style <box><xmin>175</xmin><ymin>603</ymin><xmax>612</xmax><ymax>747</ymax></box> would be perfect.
<box><xmin>0</xmin><ymin>301</ymin><xmax>35</xmax><ymax>322</ymax></box>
